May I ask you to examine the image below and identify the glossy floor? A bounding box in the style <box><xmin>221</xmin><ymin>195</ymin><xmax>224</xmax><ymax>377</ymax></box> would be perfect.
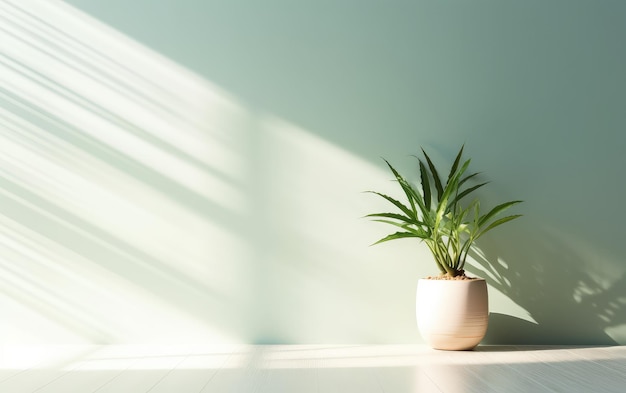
<box><xmin>0</xmin><ymin>345</ymin><xmax>624</xmax><ymax>392</ymax></box>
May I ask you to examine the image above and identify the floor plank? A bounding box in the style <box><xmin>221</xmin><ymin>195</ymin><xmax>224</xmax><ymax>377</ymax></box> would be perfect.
<box><xmin>0</xmin><ymin>345</ymin><xmax>624</xmax><ymax>393</ymax></box>
<box><xmin>150</xmin><ymin>350</ymin><xmax>231</xmax><ymax>393</ymax></box>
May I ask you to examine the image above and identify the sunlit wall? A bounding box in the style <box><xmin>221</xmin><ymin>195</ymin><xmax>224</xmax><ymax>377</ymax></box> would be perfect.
<box><xmin>1</xmin><ymin>0</ymin><xmax>625</xmax><ymax>345</ymax></box>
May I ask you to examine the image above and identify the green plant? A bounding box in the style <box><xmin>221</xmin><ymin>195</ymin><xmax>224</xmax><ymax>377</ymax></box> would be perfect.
<box><xmin>366</xmin><ymin>145</ymin><xmax>522</xmax><ymax>277</ymax></box>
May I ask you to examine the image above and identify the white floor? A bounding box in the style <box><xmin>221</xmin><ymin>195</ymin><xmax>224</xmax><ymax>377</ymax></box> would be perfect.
<box><xmin>0</xmin><ymin>345</ymin><xmax>624</xmax><ymax>392</ymax></box>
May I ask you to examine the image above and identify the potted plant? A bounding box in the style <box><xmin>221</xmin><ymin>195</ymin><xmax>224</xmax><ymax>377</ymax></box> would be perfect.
<box><xmin>367</xmin><ymin>145</ymin><xmax>522</xmax><ymax>350</ymax></box>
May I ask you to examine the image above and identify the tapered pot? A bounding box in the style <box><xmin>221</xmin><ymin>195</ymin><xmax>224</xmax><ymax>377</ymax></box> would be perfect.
<box><xmin>416</xmin><ymin>278</ymin><xmax>488</xmax><ymax>351</ymax></box>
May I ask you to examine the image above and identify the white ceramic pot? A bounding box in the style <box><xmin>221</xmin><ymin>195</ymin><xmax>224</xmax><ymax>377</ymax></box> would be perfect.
<box><xmin>416</xmin><ymin>278</ymin><xmax>488</xmax><ymax>350</ymax></box>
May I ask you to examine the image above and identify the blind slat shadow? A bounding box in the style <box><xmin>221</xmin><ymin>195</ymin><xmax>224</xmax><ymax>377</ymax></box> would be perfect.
<box><xmin>0</xmin><ymin>0</ymin><xmax>256</xmax><ymax>344</ymax></box>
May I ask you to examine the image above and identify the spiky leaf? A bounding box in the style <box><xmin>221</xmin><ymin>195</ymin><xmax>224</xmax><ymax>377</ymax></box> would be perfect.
<box><xmin>478</xmin><ymin>200</ymin><xmax>523</xmax><ymax>227</ymax></box>
<box><xmin>419</xmin><ymin>160</ymin><xmax>432</xmax><ymax>211</ymax></box>
<box><xmin>371</xmin><ymin>231</ymin><xmax>423</xmax><ymax>245</ymax></box>
<box><xmin>421</xmin><ymin>148</ymin><xmax>443</xmax><ymax>200</ymax></box>
<box><xmin>476</xmin><ymin>214</ymin><xmax>523</xmax><ymax>239</ymax></box>
<box><xmin>365</xmin><ymin>191</ymin><xmax>414</xmax><ymax>218</ymax></box>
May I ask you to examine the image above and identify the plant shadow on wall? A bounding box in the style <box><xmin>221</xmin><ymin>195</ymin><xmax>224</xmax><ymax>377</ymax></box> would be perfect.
<box><xmin>469</xmin><ymin>222</ymin><xmax>626</xmax><ymax>345</ymax></box>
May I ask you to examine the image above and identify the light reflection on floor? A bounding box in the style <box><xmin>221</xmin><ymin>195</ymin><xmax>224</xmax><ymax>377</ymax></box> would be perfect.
<box><xmin>1</xmin><ymin>345</ymin><xmax>625</xmax><ymax>392</ymax></box>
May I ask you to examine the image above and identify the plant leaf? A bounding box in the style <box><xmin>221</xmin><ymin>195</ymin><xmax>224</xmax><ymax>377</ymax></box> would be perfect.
<box><xmin>383</xmin><ymin>159</ymin><xmax>417</xmax><ymax>214</ymax></box>
<box><xmin>421</xmin><ymin>148</ymin><xmax>443</xmax><ymax>201</ymax></box>
<box><xmin>404</xmin><ymin>179</ymin><xmax>431</xmax><ymax>225</ymax></box>
<box><xmin>478</xmin><ymin>200</ymin><xmax>523</xmax><ymax>227</ymax></box>
<box><xmin>371</xmin><ymin>231</ymin><xmax>423</xmax><ymax>245</ymax></box>
<box><xmin>449</xmin><ymin>182</ymin><xmax>489</xmax><ymax>208</ymax></box>
<box><xmin>370</xmin><ymin>219</ymin><xmax>416</xmax><ymax>231</ymax></box>
<box><xmin>438</xmin><ymin>159</ymin><xmax>470</xmax><ymax>212</ymax></box>
<box><xmin>419</xmin><ymin>160</ymin><xmax>432</xmax><ymax>211</ymax></box>
<box><xmin>447</xmin><ymin>145</ymin><xmax>465</xmax><ymax>183</ymax></box>
<box><xmin>365</xmin><ymin>212</ymin><xmax>426</xmax><ymax>226</ymax></box>
<box><xmin>476</xmin><ymin>214</ymin><xmax>523</xmax><ymax>239</ymax></box>
<box><xmin>365</xmin><ymin>191</ymin><xmax>415</xmax><ymax>218</ymax></box>
<box><xmin>460</xmin><ymin>171</ymin><xmax>481</xmax><ymax>187</ymax></box>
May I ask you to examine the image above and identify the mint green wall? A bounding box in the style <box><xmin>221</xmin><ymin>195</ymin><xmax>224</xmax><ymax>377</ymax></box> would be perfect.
<box><xmin>1</xmin><ymin>0</ymin><xmax>624</xmax><ymax>344</ymax></box>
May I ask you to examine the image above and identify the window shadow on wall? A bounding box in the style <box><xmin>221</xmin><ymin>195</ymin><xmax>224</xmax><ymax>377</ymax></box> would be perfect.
<box><xmin>0</xmin><ymin>0</ymin><xmax>258</xmax><ymax>343</ymax></box>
